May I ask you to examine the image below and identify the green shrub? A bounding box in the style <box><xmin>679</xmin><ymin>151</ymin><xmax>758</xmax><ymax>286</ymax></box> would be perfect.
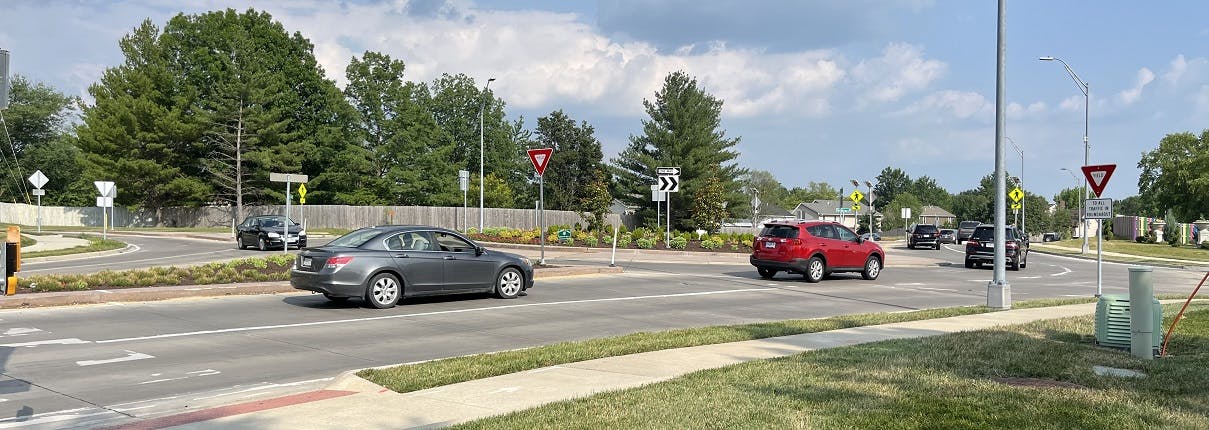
<box><xmin>670</xmin><ymin>236</ymin><xmax>688</xmax><ymax>249</ymax></box>
<box><xmin>585</xmin><ymin>236</ymin><xmax>599</xmax><ymax>247</ymax></box>
<box><xmin>631</xmin><ymin>227</ymin><xmax>648</xmax><ymax>241</ymax></box>
<box><xmin>636</xmin><ymin>238</ymin><xmax>655</xmax><ymax>249</ymax></box>
<box><xmin>701</xmin><ymin>238</ymin><xmax>724</xmax><ymax>250</ymax></box>
<box><xmin>618</xmin><ymin>224</ymin><xmax>629</xmax><ymax>235</ymax></box>
<box><xmin>561</xmin><ymin>237</ymin><xmax>575</xmax><ymax>246</ymax></box>
<box><xmin>620</xmin><ymin>233</ymin><xmax>633</xmax><ymax>246</ymax></box>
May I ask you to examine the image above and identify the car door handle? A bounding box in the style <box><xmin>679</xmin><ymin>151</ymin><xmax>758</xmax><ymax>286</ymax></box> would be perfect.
<box><xmin>393</xmin><ymin>253</ymin><xmax>409</xmax><ymax>258</ymax></box>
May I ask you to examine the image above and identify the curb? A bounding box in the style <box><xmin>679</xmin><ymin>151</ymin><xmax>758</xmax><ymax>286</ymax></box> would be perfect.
<box><xmin>1029</xmin><ymin>247</ymin><xmax>1209</xmax><ymax>271</ymax></box>
<box><xmin>23</xmin><ymin>244</ymin><xmax>138</xmax><ymax>263</ymax></box>
<box><xmin>0</xmin><ymin>265</ymin><xmax>621</xmax><ymax>309</ymax></box>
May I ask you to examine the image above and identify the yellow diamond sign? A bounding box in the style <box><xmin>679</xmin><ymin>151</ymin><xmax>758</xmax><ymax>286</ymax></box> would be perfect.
<box><xmin>298</xmin><ymin>183</ymin><xmax>308</xmax><ymax>198</ymax></box>
<box><xmin>1008</xmin><ymin>187</ymin><xmax>1023</xmax><ymax>202</ymax></box>
<box><xmin>849</xmin><ymin>190</ymin><xmax>864</xmax><ymax>203</ymax></box>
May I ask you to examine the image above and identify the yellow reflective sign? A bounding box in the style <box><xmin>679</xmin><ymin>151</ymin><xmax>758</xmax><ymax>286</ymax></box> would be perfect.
<box><xmin>851</xmin><ymin>204</ymin><xmax>861</xmax><ymax>212</ymax></box>
<box><xmin>1009</xmin><ymin>187</ymin><xmax>1023</xmax><ymax>202</ymax></box>
<box><xmin>300</xmin><ymin>197</ymin><xmax>306</xmax><ymax>205</ymax></box>
<box><xmin>849</xmin><ymin>190</ymin><xmax>864</xmax><ymax>203</ymax></box>
<box><xmin>1011</xmin><ymin>203</ymin><xmax>1022</xmax><ymax>210</ymax></box>
<box><xmin>298</xmin><ymin>183</ymin><xmax>308</xmax><ymax>198</ymax></box>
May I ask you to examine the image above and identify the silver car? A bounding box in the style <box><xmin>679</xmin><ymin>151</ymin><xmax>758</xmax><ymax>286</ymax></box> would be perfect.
<box><xmin>291</xmin><ymin>225</ymin><xmax>534</xmax><ymax>308</ymax></box>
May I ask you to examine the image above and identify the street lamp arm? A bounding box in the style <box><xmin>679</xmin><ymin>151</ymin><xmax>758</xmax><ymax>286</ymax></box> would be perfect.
<box><xmin>1042</xmin><ymin>56</ymin><xmax>1088</xmax><ymax>96</ymax></box>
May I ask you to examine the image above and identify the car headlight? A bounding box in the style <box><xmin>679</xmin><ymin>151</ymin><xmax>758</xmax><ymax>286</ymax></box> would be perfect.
<box><xmin>267</xmin><ymin>232</ymin><xmax>280</xmax><ymax>238</ymax></box>
<box><xmin>299</xmin><ymin>230</ymin><xmax>307</xmax><ymax>237</ymax></box>
<box><xmin>520</xmin><ymin>257</ymin><xmax>532</xmax><ymax>267</ymax></box>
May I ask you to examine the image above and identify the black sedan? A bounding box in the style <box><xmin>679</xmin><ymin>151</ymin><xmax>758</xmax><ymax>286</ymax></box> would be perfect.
<box><xmin>290</xmin><ymin>225</ymin><xmax>534</xmax><ymax>308</ymax></box>
<box><xmin>237</xmin><ymin>215</ymin><xmax>307</xmax><ymax>250</ymax></box>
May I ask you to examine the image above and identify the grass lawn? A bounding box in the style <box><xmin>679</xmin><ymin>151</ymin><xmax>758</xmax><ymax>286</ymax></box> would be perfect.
<box><xmin>453</xmin><ymin>303</ymin><xmax>1209</xmax><ymax>429</ymax></box>
<box><xmin>359</xmin><ymin>298</ymin><xmax>1101</xmax><ymax>394</ymax></box>
<box><xmin>1041</xmin><ymin>238</ymin><xmax>1207</xmax><ymax>262</ymax></box>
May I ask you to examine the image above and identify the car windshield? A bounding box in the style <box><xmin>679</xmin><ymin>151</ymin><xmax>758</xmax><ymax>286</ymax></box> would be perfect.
<box><xmin>960</xmin><ymin>221</ymin><xmax>981</xmax><ymax>229</ymax></box>
<box><xmin>971</xmin><ymin>227</ymin><xmax>1017</xmax><ymax>241</ymax></box>
<box><xmin>940</xmin><ymin>229</ymin><xmax>955</xmax><ymax>234</ymax></box>
<box><xmin>327</xmin><ymin>228</ymin><xmax>383</xmax><ymax>248</ymax></box>
<box><xmin>260</xmin><ymin>216</ymin><xmax>298</xmax><ymax>228</ymax></box>
<box><xmin>914</xmin><ymin>225</ymin><xmax>938</xmax><ymax>233</ymax></box>
<box><xmin>760</xmin><ymin>225</ymin><xmax>800</xmax><ymax>239</ymax></box>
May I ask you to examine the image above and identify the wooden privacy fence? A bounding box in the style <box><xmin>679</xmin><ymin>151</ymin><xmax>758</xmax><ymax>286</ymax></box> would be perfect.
<box><xmin>0</xmin><ymin>202</ymin><xmax>633</xmax><ymax>231</ymax></box>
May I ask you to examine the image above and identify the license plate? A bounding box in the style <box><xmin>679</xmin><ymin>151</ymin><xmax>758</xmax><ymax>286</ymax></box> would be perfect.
<box><xmin>984</xmin><ymin>243</ymin><xmax>994</xmax><ymax>248</ymax></box>
<box><xmin>288</xmin><ymin>237</ymin><xmax>298</xmax><ymax>243</ymax></box>
<box><xmin>300</xmin><ymin>257</ymin><xmax>312</xmax><ymax>268</ymax></box>
<box><xmin>764</xmin><ymin>241</ymin><xmax>776</xmax><ymax>248</ymax></box>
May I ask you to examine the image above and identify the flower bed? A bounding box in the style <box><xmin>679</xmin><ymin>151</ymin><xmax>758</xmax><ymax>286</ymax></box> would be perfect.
<box><xmin>468</xmin><ymin>226</ymin><xmax>754</xmax><ymax>253</ymax></box>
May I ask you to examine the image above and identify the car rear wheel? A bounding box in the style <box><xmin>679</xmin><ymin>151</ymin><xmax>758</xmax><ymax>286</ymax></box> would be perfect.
<box><xmin>861</xmin><ymin>256</ymin><xmax>881</xmax><ymax>280</ymax></box>
<box><xmin>964</xmin><ymin>258</ymin><xmax>974</xmax><ymax>269</ymax></box>
<box><xmin>365</xmin><ymin>273</ymin><xmax>402</xmax><ymax>309</ymax></box>
<box><xmin>1009</xmin><ymin>258</ymin><xmax>1020</xmax><ymax>271</ymax></box>
<box><xmin>803</xmin><ymin>256</ymin><xmax>825</xmax><ymax>283</ymax></box>
<box><xmin>934</xmin><ymin>243</ymin><xmax>940</xmax><ymax>250</ymax></box>
<box><xmin>757</xmin><ymin>267</ymin><xmax>777</xmax><ymax>279</ymax></box>
<box><xmin>1021</xmin><ymin>252</ymin><xmax>1028</xmax><ymax>269</ymax></box>
<box><xmin>495</xmin><ymin>267</ymin><xmax>524</xmax><ymax>299</ymax></box>
<box><xmin>236</xmin><ymin>235</ymin><xmax>245</xmax><ymax>250</ymax></box>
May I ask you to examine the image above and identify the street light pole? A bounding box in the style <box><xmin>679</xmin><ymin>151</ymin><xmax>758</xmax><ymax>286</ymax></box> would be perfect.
<box><xmin>478</xmin><ymin>77</ymin><xmax>495</xmax><ymax>232</ymax></box>
<box><xmin>1060</xmin><ymin>167</ymin><xmax>1082</xmax><ymax>242</ymax></box>
<box><xmin>1040</xmin><ymin>56</ymin><xmax>1090</xmax><ymax>254</ymax></box>
<box><xmin>1006</xmin><ymin>137</ymin><xmax>1024</xmax><ymax>235</ymax></box>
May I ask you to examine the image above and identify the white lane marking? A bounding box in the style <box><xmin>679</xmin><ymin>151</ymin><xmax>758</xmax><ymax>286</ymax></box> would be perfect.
<box><xmin>96</xmin><ymin>288</ymin><xmax>776</xmax><ymax>344</ymax></box>
<box><xmin>189</xmin><ymin>377</ymin><xmax>334</xmax><ymax>401</ymax></box>
<box><xmin>189</xmin><ymin>369</ymin><xmax>221</xmax><ymax>376</ymax></box>
<box><xmin>0</xmin><ymin>407</ymin><xmax>112</xmax><ymax>428</ymax></box>
<box><xmin>139</xmin><ymin>369</ymin><xmax>222</xmax><ymax>385</ymax></box>
<box><xmin>1</xmin><ymin>338</ymin><xmax>89</xmax><ymax>348</ymax></box>
<box><xmin>916</xmin><ymin>287</ymin><xmax>958</xmax><ymax>292</ymax></box>
<box><xmin>1051</xmin><ymin>266</ymin><xmax>1073</xmax><ymax>277</ymax></box>
<box><xmin>1</xmin><ymin>328</ymin><xmax>42</xmax><ymax>337</ymax></box>
<box><xmin>140</xmin><ymin>377</ymin><xmax>188</xmax><ymax>385</ymax></box>
<box><xmin>895</xmin><ymin>283</ymin><xmax>925</xmax><ymax>286</ymax></box>
<box><xmin>1018</xmin><ymin>276</ymin><xmax>1042</xmax><ymax>279</ymax></box>
<box><xmin>76</xmin><ymin>350</ymin><xmax>155</xmax><ymax>366</ymax></box>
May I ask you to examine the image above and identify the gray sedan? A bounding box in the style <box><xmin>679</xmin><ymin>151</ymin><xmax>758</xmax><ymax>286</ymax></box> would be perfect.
<box><xmin>291</xmin><ymin>225</ymin><xmax>534</xmax><ymax>308</ymax></box>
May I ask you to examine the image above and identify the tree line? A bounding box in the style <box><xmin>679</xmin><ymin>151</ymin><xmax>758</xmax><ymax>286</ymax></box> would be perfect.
<box><xmin>1</xmin><ymin>8</ymin><xmax>1203</xmax><ymax>233</ymax></box>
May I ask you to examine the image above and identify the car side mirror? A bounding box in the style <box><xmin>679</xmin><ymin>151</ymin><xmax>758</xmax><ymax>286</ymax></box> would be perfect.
<box><xmin>855</xmin><ymin>236</ymin><xmax>864</xmax><ymax>244</ymax></box>
<box><xmin>475</xmin><ymin>246</ymin><xmax>485</xmax><ymax>256</ymax></box>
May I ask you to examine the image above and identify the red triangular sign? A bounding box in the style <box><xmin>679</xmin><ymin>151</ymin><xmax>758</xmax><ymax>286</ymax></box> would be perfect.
<box><xmin>527</xmin><ymin>148</ymin><xmax>554</xmax><ymax>176</ymax></box>
<box><xmin>1080</xmin><ymin>164</ymin><xmax>1116</xmax><ymax>197</ymax></box>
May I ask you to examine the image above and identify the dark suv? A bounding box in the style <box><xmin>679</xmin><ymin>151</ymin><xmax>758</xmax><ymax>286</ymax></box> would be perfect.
<box><xmin>750</xmin><ymin>221</ymin><xmax>885</xmax><ymax>283</ymax></box>
<box><xmin>964</xmin><ymin>225</ymin><xmax>1029</xmax><ymax>270</ymax></box>
<box><xmin>908</xmin><ymin>224</ymin><xmax>941</xmax><ymax>249</ymax></box>
<box><xmin>956</xmin><ymin>221</ymin><xmax>981</xmax><ymax>244</ymax></box>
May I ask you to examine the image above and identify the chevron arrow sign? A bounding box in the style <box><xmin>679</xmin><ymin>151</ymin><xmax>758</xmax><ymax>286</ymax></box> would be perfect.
<box><xmin>658</xmin><ymin>175</ymin><xmax>680</xmax><ymax>192</ymax></box>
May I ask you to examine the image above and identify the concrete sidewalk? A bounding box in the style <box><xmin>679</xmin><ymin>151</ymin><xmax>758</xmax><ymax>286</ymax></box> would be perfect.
<box><xmin>21</xmin><ymin>233</ymin><xmax>91</xmax><ymax>252</ymax></box>
<box><xmin>134</xmin><ymin>302</ymin><xmax>1115</xmax><ymax>429</ymax></box>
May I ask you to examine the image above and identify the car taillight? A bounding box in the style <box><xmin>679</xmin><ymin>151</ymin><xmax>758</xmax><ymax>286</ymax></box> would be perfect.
<box><xmin>966</xmin><ymin>241</ymin><xmax>978</xmax><ymax>248</ymax></box>
<box><xmin>326</xmin><ymin>256</ymin><xmax>354</xmax><ymax>269</ymax></box>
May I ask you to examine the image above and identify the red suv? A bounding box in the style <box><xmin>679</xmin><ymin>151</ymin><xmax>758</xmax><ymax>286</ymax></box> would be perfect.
<box><xmin>750</xmin><ymin>221</ymin><xmax>885</xmax><ymax>282</ymax></box>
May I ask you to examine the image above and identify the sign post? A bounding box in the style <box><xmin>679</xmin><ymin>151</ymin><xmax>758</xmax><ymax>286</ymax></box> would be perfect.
<box><xmin>657</xmin><ymin>167</ymin><xmax>680</xmax><ymax>247</ymax></box>
<box><xmin>298</xmin><ymin>183</ymin><xmax>308</xmax><ymax>230</ymax></box>
<box><xmin>527</xmin><ymin>148</ymin><xmax>553</xmax><ymax>265</ymax></box>
<box><xmin>270</xmin><ymin>173</ymin><xmax>309</xmax><ymax>255</ymax></box>
<box><xmin>94</xmin><ymin>181</ymin><xmax>115</xmax><ymax>240</ymax></box>
<box><xmin>28</xmin><ymin>170</ymin><xmax>48</xmax><ymax>232</ymax></box>
<box><xmin>459</xmin><ymin>170</ymin><xmax>469</xmax><ymax>232</ymax></box>
<box><xmin>901</xmin><ymin>207</ymin><xmax>911</xmax><ymax>242</ymax></box>
<box><xmin>1081</xmin><ymin>164</ymin><xmax>1117</xmax><ymax>297</ymax></box>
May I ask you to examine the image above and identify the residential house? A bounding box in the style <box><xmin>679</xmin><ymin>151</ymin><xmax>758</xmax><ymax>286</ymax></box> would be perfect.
<box><xmin>792</xmin><ymin>200</ymin><xmax>880</xmax><ymax>231</ymax></box>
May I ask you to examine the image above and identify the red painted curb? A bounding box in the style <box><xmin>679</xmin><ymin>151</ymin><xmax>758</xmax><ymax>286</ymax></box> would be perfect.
<box><xmin>100</xmin><ymin>389</ymin><xmax>356</xmax><ymax>430</ymax></box>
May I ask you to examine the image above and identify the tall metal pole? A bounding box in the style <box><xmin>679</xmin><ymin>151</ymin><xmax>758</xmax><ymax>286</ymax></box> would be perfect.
<box><xmin>479</xmin><ymin>78</ymin><xmax>495</xmax><ymax>233</ymax></box>
<box><xmin>1039</xmin><ymin>56</ymin><xmax>1090</xmax><ymax>254</ymax></box>
<box><xmin>988</xmin><ymin>0</ymin><xmax>1011</xmax><ymax>309</ymax></box>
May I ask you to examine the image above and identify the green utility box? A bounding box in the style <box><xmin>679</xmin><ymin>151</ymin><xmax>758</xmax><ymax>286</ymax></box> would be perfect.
<box><xmin>1095</xmin><ymin>294</ymin><xmax>1161</xmax><ymax>351</ymax></box>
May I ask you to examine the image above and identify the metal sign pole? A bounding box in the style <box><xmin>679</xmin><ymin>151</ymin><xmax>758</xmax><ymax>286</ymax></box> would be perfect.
<box><xmin>284</xmin><ymin>178</ymin><xmax>290</xmax><ymax>255</ymax></box>
<box><xmin>36</xmin><ymin>194</ymin><xmax>41</xmax><ymax>233</ymax></box>
<box><xmin>666</xmin><ymin>192</ymin><xmax>671</xmax><ymax>248</ymax></box>
<box><xmin>1097</xmin><ymin>221</ymin><xmax>1103</xmax><ymax>297</ymax></box>
<box><xmin>539</xmin><ymin>174</ymin><xmax>545</xmax><ymax>265</ymax></box>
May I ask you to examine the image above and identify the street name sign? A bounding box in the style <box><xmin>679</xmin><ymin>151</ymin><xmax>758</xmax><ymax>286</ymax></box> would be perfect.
<box><xmin>656</xmin><ymin>167</ymin><xmax>680</xmax><ymax>175</ymax></box>
<box><xmin>1081</xmin><ymin>164</ymin><xmax>1116</xmax><ymax>198</ymax></box>
<box><xmin>269</xmin><ymin>173</ymin><xmax>308</xmax><ymax>183</ymax></box>
<box><xmin>1084</xmin><ymin>198</ymin><xmax>1113</xmax><ymax>219</ymax></box>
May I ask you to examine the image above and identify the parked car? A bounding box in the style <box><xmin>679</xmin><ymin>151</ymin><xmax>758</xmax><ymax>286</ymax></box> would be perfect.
<box><xmin>291</xmin><ymin>225</ymin><xmax>534</xmax><ymax>308</ymax></box>
<box><xmin>908</xmin><ymin>224</ymin><xmax>941</xmax><ymax>249</ymax></box>
<box><xmin>237</xmin><ymin>215</ymin><xmax>307</xmax><ymax>250</ymax></box>
<box><xmin>750</xmin><ymin>221</ymin><xmax>884</xmax><ymax>283</ymax></box>
<box><xmin>964</xmin><ymin>224</ymin><xmax>1029</xmax><ymax>270</ymax></box>
<box><xmin>938</xmin><ymin>229</ymin><xmax>957</xmax><ymax>244</ymax></box>
<box><xmin>956</xmin><ymin>220</ymin><xmax>982</xmax><ymax>244</ymax></box>
<box><xmin>860</xmin><ymin>232</ymin><xmax>882</xmax><ymax>241</ymax></box>
<box><xmin>1042</xmin><ymin>232</ymin><xmax>1062</xmax><ymax>242</ymax></box>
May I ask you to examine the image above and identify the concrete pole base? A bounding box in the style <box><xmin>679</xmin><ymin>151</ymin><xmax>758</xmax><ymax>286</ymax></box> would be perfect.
<box><xmin>987</xmin><ymin>282</ymin><xmax>1012</xmax><ymax>309</ymax></box>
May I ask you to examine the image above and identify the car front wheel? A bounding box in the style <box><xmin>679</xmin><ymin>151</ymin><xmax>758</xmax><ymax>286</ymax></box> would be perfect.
<box><xmin>257</xmin><ymin>237</ymin><xmax>267</xmax><ymax>251</ymax></box>
<box><xmin>803</xmin><ymin>256</ymin><xmax>825</xmax><ymax>283</ymax></box>
<box><xmin>861</xmin><ymin>256</ymin><xmax>881</xmax><ymax>280</ymax></box>
<box><xmin>757</xmin><ymin>267</ymin><xmax>777</xmax><ymax>279</ymax></box>
<box><xmin>365</xmin><ymin>273</ymin><xmax>402</xmax><ymax>309</ymax></box>
<box><xmin>495</xmin><ymin>267</ymin><xmax>524</xmax><ymax>299</ymax></box>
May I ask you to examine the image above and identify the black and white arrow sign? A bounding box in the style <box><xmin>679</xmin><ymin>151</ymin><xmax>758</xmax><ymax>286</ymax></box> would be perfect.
<box><xmin>658</xmin><ymin>175</ymin><xmax>680</xmax><ymax>192</ymax></box>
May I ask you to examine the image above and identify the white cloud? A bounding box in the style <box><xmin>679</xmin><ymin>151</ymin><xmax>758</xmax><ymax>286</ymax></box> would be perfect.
<box><xmin>1117</xmin><ymin>67</ymin><xmax>1154</xmax><ymax>105</ymax></box>
<box><xmin>851</xmin><ymin>42</ymin><xmax>947</xmax><ymax>104</ymax></box>
<box><xmin>1059</xmin><ymin>95</ymin><xmax>1083</xmax><ymax>112</ymax></box>
<box><xmin>1164</xmin><ymin>54</ymin><xmax>1187</xmax><ymax>84</ymax></box>
<box><xmin>892</xmin><ymin>90</ymin><xmax>990</xmax><ymax>120</ymax></box>
<box><xmin>1006</xmin><ymin>101</ymin><xmax>1047</xmax><ymax>119</ymax></box>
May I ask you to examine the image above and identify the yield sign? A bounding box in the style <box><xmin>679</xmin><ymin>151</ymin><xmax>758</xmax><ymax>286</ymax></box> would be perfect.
<box><xmin>1080</xmin><ymin>164</ymin><xmax>1117</xmax><ymax>198</ymax></box>
<box><xmin>527</xmin><ymin>148</ymin><xmax>553</xmax><ymax>176</ymax></box>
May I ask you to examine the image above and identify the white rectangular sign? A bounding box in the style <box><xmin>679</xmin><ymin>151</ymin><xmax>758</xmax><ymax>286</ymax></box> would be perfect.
<box><xmin>31</xmin><ymin>189</ymin><xmax>44</xmax><ymax>196</ymax></box>
<box><xmin>96</xmin><ymin>196</ymin><xmax>113</xmax><ymax>208</ymax></box>
<box><xmin>650</xmin><ymin>184</ymin><xmax>665</xmax><ymax>202</ymax></box>
<box><xmin>1084</xmin><ymin>198</ymin><xmax>1113</xmax><ymax>219</ymax></box>
<box><xmin>269</xmin><ymin>173</ymin><xmax>309</xmax><ymax>183</ymax></box>
<box><xmin>901</xmin><ymin>207</ymin><xmax>911</xmax><ymax>219</ymax></box>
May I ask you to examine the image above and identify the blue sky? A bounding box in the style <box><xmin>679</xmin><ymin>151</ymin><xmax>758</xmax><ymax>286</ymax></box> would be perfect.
<box><xmin>3</xmin><ymin>0</ymin><xmax>1208</xmax><ymax>203</ymax></box>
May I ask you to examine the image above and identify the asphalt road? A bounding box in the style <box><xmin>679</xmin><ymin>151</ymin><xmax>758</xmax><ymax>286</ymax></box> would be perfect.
<box><xmin>21</xmin><ymin>234</ymin><xmax>330</xmax><ymax>276</ymax></box>
<box><xmin>0</xmin><ymin>243</ymin><xmax>1204</xmax><ymax>428</ymax></box>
